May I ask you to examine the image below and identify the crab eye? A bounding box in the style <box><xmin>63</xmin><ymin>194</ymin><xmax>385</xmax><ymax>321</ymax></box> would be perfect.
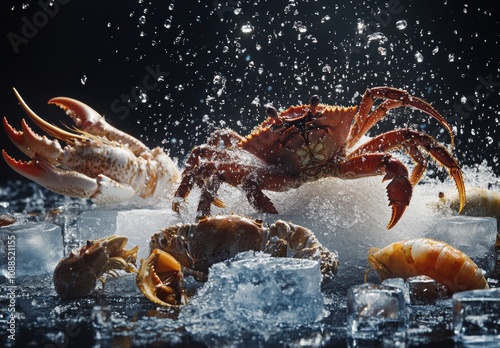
<box><xmin>266</xmin><ymin>107</ymin><xmax>278</xmax><ymax>118</ymax></box>
<box><xmin>309</xmin><ymin>95</ymin><xmax>320</xmax><ymax>108</ymax></box>
<box><xmin>159</xmin><ymin>235</ymin><xmax>168</xmax><ymax>247</ymax></box>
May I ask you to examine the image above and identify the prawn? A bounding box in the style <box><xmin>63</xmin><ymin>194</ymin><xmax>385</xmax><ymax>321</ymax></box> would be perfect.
<box><xmin>366</xmin><ymin>238</ymin><xmax>488</xmax><ymax>293</ymax></box>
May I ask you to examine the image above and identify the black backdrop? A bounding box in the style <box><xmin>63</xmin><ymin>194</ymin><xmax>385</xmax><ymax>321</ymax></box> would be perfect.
<box><xmin>1</xmin><ymin>0</ymin><xmax>499</xmax><ymax>187</ymax></box>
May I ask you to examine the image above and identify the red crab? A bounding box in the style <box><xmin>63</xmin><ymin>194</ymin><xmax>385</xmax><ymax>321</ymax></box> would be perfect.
<box><xmin>172</xmin><ymin>87</ymin><xmax>466</xmax><ymax>229</ymax></box>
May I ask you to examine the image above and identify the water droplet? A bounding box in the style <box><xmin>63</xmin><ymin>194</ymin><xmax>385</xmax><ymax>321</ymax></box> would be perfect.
<box><xmin>415</xmin><ymin>51</ymin><xmax>424</xmax><ymax>63</ymax></box>
<box><xmin>486</xmin><ymin>136</ymin><xmax>493</xmax><ymax>145</ymax></box>
<box><xmin>139</xmin><ymin>15</ymin><xmax>146</xmax><ymax>24</ymax></box>
<box><xmin>241</xmin><ymin>24</ymin><xmax>253</xmax><ymax>33</ymax></box>
<box><xmin>139</xmin><ymin>92</ymin><xmax>148</xmax><ymax>103</ymax></box>
<box><xmin>22</xmin><ymin>3</ymin><xmax>29</xmax><ymax>9</ymax></box>
<box><xmin>395</xmin><ymin>20</ymin><xmax>407</xmax><ymax>30</ymax></box>
<box><xmin>168</xmin><ymin>3</ymin><xmax>174</xmax><ymax>10</ymax></box>
<box><xmin>432</xmin><ymin>46</ymin><xmax>439</xmax><ymax>55</ymax></box>
<box><xmin>448</xmin><ymin>53</ymin><xmax>455</xmax><ymax>62</ymax></box>
<box><xmin>335</xmin><ymin>84</ymin><xmax>344</xmax><ymax>93</ymax></box>
<box><xmin>164</xmin><ymin>19</ymin><xmax>171</xmax><ymax>29</ymax></box>
<box><xmin>80</xmin><ymin>75</ymin><xmax>87</xmax><ymax>85</ymax></box>
<box><xmin>378</xmin><ymin>47</ymin><xmax>387</xmax><ymax>56</ymax></box>
<box><xmin>322</xmin><ymin>65</ymin><xmax>331</xmax><ymax>73</ymax></box>
<box><xmin>321</xmin><ymin>15</ymin><xmax>331</xmax><ymax>23</ymax></box>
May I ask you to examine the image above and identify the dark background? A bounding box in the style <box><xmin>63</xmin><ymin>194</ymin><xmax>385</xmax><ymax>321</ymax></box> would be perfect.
<box><xmin>1</xmin><ymin>0</ymin><xmax>499</xmax><ymax>187</ymax></box>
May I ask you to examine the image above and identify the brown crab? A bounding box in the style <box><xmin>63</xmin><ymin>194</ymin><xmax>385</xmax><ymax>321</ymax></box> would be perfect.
<box><xmin>53</xmin><ymin>235</ymin><xmax>138</xmax><ymax>298</ymax></box>
<box><xmin>172</xmin><ymin>87</ymin><xmax>466</xmax><ymax>229</ymax></box>
<box><xmin>136</xmin><ymin>215</ymin><xmax>338</xmax><ymax>307</ymax></box>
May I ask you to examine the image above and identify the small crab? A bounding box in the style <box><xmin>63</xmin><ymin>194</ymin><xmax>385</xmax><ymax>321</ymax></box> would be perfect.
<box><xmin>173</xmin><ymin>87</ymin><xmax>466</xmax><ymax>229</ymax></box>
<box><xmin>3</xmin><ymin>88</ymin><xmax>180</xmax><ymax>204</ymax></box>
<box><xmin>136</xmin><ymin>215</ymin><xmax>338</xmax><ymax>307</ymax></box>
<box><xmin>53</xmin><ymin>235</ymin><xmax>138</xmax><ymax>298</ymax></box>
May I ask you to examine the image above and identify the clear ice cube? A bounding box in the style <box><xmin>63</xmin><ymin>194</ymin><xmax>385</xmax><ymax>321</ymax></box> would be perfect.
<box><xmin>347</xmin><ymin>283</ymin><xmax>406</xmax><ymax>341</ymax></box>
<box><xmin>423</xmin><ymin>216</ymin><xmax>497</xmax><ymax>272</ymax></box>
<box><xmin>453</xmin><ymin>288</ymin><xmax>500</xmax><ymax>343</ymax></box>
<box><xmin>0</xmin><ymin>222</ymin><xmax>63</xmax><ymax>277</ymax></box>
<box><xmin>77</xmin><ymin>208</ymin><xmax>181</xmax><ymax>260</ymax></box>
<box><xmin>181</xmin><ymin>252</ymin><xmax>324</xmax><ymax>343</ymax></box>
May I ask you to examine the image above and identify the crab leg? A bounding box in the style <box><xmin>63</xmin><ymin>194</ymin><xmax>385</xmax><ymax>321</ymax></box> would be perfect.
<box><xmin>349</xmin><ymin>128</ymin><xmax>466</xmax><ymax>213</ymax></box>
<box><xmin>338</xmin><ymin>153</ymin><xmax>413</xmax><ymax>229</ymax></box>
<box><xmin>348</xmin><ymin>87</ymin><xmax>455</xmax><ymax>148</ymax></box>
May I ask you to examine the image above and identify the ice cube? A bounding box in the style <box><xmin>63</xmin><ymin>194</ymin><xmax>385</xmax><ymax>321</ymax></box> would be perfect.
<box><xmin>78</xmin><ymin>208</ymin><xmax>182</xmax><ymax>260</ymax></box>
<box><xmin>0</xmin><ymin>222</ymin><xmax>63</xmax><ymax>277</ymax></box>
<box><xmin>346</xmin><ymin>283</ymin><xmax>406</xmax><ymax>342</ymax></box>
<box><xmin>423</xmin><ymin>216</ymin><xmax>497</xmax><ymax>272</ymax></box>
<box><xmin>407</xmin><ymin>276</ymin><xmax>447</xmax><ymax>306</ymax></box>
<box><xmin>181</xmin><ymin>252</ymin><xmax>324</xmax><ymax>343</ymax></box>
<box><xmin>77</xmin><ymin>208</ymin><xmax>119</xmax><ymax>243</ymax></box>
<box><xmin>381</xmin><ymin>278</ymin><xmax>410</xmax><ymax>304</ymax></box>
<box><xmin>453</xmin><ymin>288</ymin><xmax>500</xmax><ymax>344</ymax></box>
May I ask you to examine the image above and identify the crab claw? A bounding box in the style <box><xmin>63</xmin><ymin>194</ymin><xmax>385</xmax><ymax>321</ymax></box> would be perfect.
<box><xmin>3</xmin><ymin>150</ymin><xmax>98</xmax><ymax>198</ymax></box>
<box><xmin>2</xmin><ymin>151</ymin><xmax>138</xmax><ymax>204</ymax></box>
<box><xmin>385</xmin><ymin>177</ymin><xmax>412</xmax><ymax>229</ymax></box>
<box><xmin>46</xmin><ymin>95</ymin><xmax>148</xmax><ymax>155</ymax></box>
<box><xmin>136</xmin><ymin>249</ymin><xmax>187</xmax><ymax>307</ymax></box>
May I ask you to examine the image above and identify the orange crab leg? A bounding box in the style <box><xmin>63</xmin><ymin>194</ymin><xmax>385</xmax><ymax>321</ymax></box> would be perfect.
<box><xmin>348</xmin><ymin>87</ymin><xmax>455</xmax><ymax>148</ymax></box>
<box><xmin>350</xmin><ymin>129</ymin><xmax>466</xmax><ymax>213</ymax></box>
<box><xmin>338</xmin><ymin>153</ymin><xmax>413</xmax><ymax>229</ymax></box>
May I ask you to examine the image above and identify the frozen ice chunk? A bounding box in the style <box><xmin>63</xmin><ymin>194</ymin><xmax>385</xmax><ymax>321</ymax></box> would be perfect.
<box><xmin>407</xmin><ymin>276</ymin><xmax>447</xmax><ymax>305</ymax></box>
<box><xmin>78</xmin><ymin>208</ymin><xmax>181</xmax><ymax>260</ymax></box>
<box><xmin>347</xmin><ymin>283</ymin><xmax>406</xmax><ymax>342</ymax></box>
<box><xmin>381</xmin><ymin>278</ymin><xmax>410</xmax><ymax>304</ymax></box>
<box><xmin>0</xmin><ymin>222</ymin><xmax>63</xmax><ymax>277</ymax></box>
<box><xmin>423</xmin><ymin>216</ymin><xmax>497</xmax><ymax>272</ymax></box>
<box><xmin>77</xmin><ymin>208</ymin><xmax>119</xmax><ymax>242</ymax></box>
<box><xmin>181</xmin><ymin>252</ymin><xmax>324</xmax><ymax>343</ymax></box>
<box><xmin>453</xmin><ymin>288</ymin><xmax>500</xmax><ymax>344</ymax></box>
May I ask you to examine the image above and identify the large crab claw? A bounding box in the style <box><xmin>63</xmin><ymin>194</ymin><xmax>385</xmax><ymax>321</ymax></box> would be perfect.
<box><xmin>3</xmin><ymin>88</ymin><xmax>180</xmax><ymax>204</ymax></box>
<box><xmin>136</xmin><ymin>249</ymin><xmax>188</xmax><ymax>307</ymax></box>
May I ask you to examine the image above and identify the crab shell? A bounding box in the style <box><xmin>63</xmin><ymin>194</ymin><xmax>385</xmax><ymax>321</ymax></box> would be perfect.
<box><xmin>137</xmin><ymin>215</ymin><xmax>339</xmax><ymax>307</ymax></box>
